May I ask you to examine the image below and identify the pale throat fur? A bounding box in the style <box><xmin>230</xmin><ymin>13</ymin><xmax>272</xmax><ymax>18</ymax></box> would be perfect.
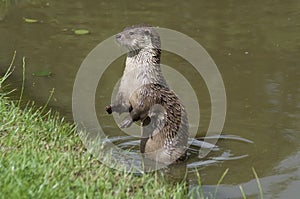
<box><xmin>119</xmin><ymin>47</ymin><xmax>168</xmax><ymax>101</ymax></box>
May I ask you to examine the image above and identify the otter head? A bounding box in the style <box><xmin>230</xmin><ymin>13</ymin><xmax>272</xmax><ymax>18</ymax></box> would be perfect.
<box><xmin>116</xmin><ymin>25</ymin><xmax>161</xmax><ymax>52</ymax></box>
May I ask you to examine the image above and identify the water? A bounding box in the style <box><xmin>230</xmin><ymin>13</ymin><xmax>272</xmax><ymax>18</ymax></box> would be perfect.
<box><xmin>0</xmin><ymin>1</ymin><xmax>300</xmax><ymax>198</ymax></box>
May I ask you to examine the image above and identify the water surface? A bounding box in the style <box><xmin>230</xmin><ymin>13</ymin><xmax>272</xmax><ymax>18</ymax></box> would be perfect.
<box><xmin>0</xmin><ymin>1</ymin><xmax>299</xmax><ymax>198</ymax></box>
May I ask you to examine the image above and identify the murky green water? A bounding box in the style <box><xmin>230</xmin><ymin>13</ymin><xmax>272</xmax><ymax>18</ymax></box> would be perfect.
<box><xmin>1</xmin><ymin>1</ymin><xmax>300</xmax><ymax>198</ymax></box>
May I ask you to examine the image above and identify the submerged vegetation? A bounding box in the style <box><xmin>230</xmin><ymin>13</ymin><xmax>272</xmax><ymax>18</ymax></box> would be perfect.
<box><xmin>0</xmin><ymin>0</ymin><xmax>46</xmax><ymax>20</ymax></box>
<box><xmin>0</xmin><ymin>0</ymin><xmax>11</xmax><ymax>20</ymax></box>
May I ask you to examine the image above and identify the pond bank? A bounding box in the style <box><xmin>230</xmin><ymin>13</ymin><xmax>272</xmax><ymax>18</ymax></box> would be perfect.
<box><xmin>0</xmin><ymin>74</ymin><xmax>188</xmax><ymax>198</ymax></box>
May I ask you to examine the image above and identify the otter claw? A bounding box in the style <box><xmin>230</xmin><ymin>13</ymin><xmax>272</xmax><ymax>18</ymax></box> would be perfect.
<box><xmin>105</xmin><ymin>105</ymin><xmax>112</xmax><ymax>114</ymax></box>
<box><xmin>119</xmin><ymin>117</ymin><xmax>133</xmax><ymax>128</ymax></box>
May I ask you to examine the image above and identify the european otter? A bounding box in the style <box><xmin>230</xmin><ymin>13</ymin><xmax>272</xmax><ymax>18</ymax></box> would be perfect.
<box><xmin>105</xmin><ymin>25</ymin><xmax>189</xmax><ymax>164</ymax></box>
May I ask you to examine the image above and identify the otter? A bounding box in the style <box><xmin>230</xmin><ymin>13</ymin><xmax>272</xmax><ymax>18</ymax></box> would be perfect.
<box><xmin>105</xmin><ymin>25</ymin><xmax>189</xmax><ymax>164</ymax></box>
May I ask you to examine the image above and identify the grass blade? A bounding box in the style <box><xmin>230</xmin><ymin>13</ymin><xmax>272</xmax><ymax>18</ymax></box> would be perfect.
<box><xmin>252</xmin><ymin>167</ymin><xmax>264</xmax><ymax>199</ymax></box>
<box><xmin>195</xmin><ymin>169</ymin><xmax>204</xmax><ymax>199</ymax></box>
<box><xmin>1</xmin><ymin>51</ymin><xmax>16</xmax><ymax>86</ymax></box>
<box><xmin>214</xmin><ymin>168</ymin><xmax>229</xmax><ymax>198</ymax></box>
<box><xmin>18</xmin><ymin>56</ymin><xmax>26</xmax><ymax>106</ymax></box>
<box><xmin>239</xmin><ymin>185</ymin><xmax>247</xmax><ymax>199</ymax></box>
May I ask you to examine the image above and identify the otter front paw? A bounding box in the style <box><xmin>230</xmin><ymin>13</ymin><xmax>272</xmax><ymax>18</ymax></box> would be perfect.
<box><xmin>119</xmin><ymin>116</ymin><xmax>133</xmax><ymax>128</ymax></box>
<box><xmin>105</xmin><ymin>105</ymin><xmax>112</xmax><ymax>114</ymax></box>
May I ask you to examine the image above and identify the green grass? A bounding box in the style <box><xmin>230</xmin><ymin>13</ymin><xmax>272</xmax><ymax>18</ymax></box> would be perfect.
<box><xmin>0</xmin><ymin>87</ymin><xmax>188</xmax><ymax>199</ymax></box>
<box><xmin>0</xmin><ymin>65</ymin><xmax>187</xmax><ymax>198</ymax></box>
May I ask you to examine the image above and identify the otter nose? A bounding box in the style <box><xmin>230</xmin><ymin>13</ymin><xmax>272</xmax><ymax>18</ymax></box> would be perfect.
<box><xmin>115</xmin><ymin>34</ymin><xmax>121</xmax><ymax>39</ymax></box>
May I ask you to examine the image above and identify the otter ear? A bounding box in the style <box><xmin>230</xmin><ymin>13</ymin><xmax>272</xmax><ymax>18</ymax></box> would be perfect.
<box><xmin>144</xmin><ymin>29</ymin><xmax>150</xmax><ymax>35</ymax></box>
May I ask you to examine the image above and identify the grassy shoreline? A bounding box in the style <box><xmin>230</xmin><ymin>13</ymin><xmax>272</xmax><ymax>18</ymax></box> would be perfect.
<box><xmin>0</xmin><ymin>75</ymin><xmax>188</xmax><ymax>198</ymax></box>
<box><xmin>0</xmin><ymin>56</ymin><xmax>262</xmax><ymax>198</ymax></box>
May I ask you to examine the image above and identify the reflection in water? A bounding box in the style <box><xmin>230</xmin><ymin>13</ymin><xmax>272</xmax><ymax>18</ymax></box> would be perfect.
<box><xmin>0</xmin><ymin>0</ymin><xmax>300</xmax><ymax>198</ymax></box>
<box><xmin>107</xmin><ymin>135</ymin><xmax>251</xmax><ymax>171</ymax></box>
<box><xmin>106</xmin><ymin>134</ymin><xmax>254</xmax><ymax>198</ymax></box>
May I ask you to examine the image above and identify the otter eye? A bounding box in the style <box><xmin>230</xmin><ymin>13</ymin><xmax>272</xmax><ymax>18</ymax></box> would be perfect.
<box><xmin>129</xmin><ymin>31</ymin><xmax>134</xmax><ymax>35</ymax></box>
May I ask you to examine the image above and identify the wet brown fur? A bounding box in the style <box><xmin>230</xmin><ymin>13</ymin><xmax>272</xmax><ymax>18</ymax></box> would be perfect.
<box><xmin>106</xmin><ymin>25</ymin><xmax>189</xmax><ymax>164</ymax></box>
